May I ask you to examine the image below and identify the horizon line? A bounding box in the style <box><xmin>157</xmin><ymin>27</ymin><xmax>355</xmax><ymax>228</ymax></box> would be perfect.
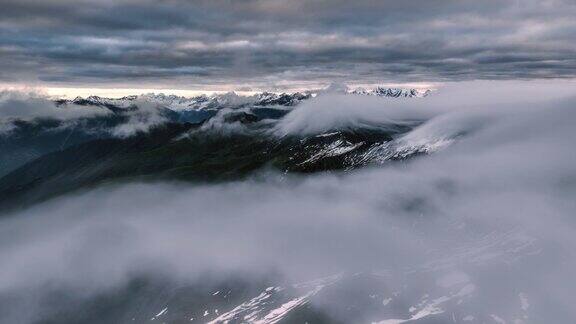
<box><xmin>0</xmin><ymin>82</ymin><xmax>438</xmax><ymax>99</ymax></box>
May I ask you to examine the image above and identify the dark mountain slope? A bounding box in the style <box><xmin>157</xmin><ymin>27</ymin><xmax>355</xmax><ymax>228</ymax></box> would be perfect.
<box><xmin>0</xmin><ymin>121</ymin><xmax>419</xmax><ymax>212</ymax></box>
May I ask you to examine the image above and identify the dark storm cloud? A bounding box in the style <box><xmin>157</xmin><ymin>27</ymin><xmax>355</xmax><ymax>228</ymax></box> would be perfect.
<box><xmin>1</xmin><ymin>0</ymin><xmax>576</xmax><ymax>88</ymax></box>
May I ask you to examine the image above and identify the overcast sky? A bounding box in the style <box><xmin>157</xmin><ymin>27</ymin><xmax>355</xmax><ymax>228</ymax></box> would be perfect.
<box><xmin>1</xmin><ymin>0</ymin><xmax>576</xmax><ymax>92</ymax></box>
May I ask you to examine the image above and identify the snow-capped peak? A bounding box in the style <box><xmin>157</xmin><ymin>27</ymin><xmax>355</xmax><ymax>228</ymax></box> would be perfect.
<box><xmin>58</xmin><ymin>86</ymin><xmax>430</xmax><ymax>112</ymax></box>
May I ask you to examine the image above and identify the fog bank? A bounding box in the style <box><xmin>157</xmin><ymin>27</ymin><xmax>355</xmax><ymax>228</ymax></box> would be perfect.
<box><xmin>1</xmin><ymin>83</ymin><xmax>576</xmax><ymax>323</ymax></box>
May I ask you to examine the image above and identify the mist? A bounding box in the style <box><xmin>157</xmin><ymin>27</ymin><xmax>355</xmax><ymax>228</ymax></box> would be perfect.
<box><xmin>0</xmin><ymin>90</ymin><xmax>173</xmax><ymax>139</ymax></box>
<box><xmin>0</xmin><ymin>90</ymin><xmax>108</xmax><ymax>120</ymax></box>
<box><xmin>1</xmin><ymin>82</ymin><xmax>576</xmax><ymax>323</ymax></box>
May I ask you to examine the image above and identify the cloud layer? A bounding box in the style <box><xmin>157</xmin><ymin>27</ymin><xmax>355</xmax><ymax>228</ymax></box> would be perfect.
<box><xmin>1</xmin><ymin>84</ymin><xmax>576</xmax><ymax>322</ymax></box>
<box><xmin>1</xmin><ymin>0</ymin><xmax>576</xmax><ymax>89</ymax></box>
<box><xmin>0</xmin><ymin>90</ymin><xmax>108</xmax><ymax>119</ymax></box>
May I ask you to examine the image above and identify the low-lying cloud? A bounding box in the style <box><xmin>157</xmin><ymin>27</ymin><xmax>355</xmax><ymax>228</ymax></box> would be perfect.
<box><xmin>0</xmin><ymin>90</ymin><xmax>170</xmax><ymax>138</ymax></box>
<box><xmin>0</xmin><ymin>90</ymin><xmax>107</xmax><ymax>121</ymax></box>
<box><xmin>0</xmin><ymin>83</ymin><xmax>575</xmax><ymax>322</ymax></box>
<box><xmin>109</xmin><ymin>99</ymin><xmax>169</xmax><ymax>137</ymax></box>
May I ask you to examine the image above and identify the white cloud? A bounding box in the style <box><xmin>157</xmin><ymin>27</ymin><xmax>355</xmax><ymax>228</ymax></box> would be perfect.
<box><xmin>1</xmin><ymin>82</ymin><xmax>575</xmax><ymax>322</ymax></box>
<box><xmin>0</xmin><ymin>90</ymin><xmax>108</xmax><ymax>121</ymax></box>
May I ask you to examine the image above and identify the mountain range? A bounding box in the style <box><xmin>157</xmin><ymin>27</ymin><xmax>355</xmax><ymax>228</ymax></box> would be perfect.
<box><xmin>55</xmin><ymin>86</ymin><xmax>430</xmax><ymax>112</ymax></box>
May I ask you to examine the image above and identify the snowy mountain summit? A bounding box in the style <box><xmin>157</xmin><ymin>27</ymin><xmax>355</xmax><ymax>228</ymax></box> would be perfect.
<box><xmin>57</xmin><ymin>85</ymin><xmax>430</xmax><ymax>112</ymax></box>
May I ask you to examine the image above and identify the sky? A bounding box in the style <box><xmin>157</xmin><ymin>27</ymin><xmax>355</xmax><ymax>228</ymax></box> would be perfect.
<box><xmin>1</xmin><ymin>0</ymin><xmax>576</xmax><ymax>96</ymax></box>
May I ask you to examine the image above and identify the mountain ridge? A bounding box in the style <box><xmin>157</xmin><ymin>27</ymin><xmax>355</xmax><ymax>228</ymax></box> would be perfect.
<box><xmin>55</xmin><ymin>86</ymin><xmax>431</xmax><ymax>112</ymax></box>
